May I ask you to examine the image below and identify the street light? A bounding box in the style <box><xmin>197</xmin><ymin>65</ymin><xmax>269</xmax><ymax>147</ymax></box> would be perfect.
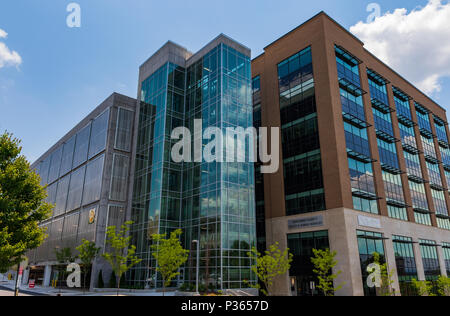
<box><xmin>192</xmin><ymin>240</ymin><xmax>199</xmax><ymax>294</ymax></box>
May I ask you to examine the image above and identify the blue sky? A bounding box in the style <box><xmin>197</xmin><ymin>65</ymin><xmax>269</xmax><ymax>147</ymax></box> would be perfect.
<box><xmin>0</xmin><ymin>0</ymin><xmax>448</xmax><ymax>162</ymax></box>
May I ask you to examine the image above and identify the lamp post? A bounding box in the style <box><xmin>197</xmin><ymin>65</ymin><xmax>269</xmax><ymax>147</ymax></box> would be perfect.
<box><xmin>192</xmin><ymin>240</ymin><xmax>199</xmax><ymax>294</ymax></box>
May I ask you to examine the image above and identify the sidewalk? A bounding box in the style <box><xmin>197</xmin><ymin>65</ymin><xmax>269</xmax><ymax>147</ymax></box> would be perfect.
<box><xmin>0</xmin><ymin>281</ymin><xmax>177</xmax><ymax>296</ymax></box>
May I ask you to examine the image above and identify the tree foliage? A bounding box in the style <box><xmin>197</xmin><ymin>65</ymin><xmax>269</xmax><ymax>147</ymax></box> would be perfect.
<box><xmin>102</xmin><ymin>221</ymin><xmax>142</xmax><ymax>295</ymax></box>
<box><xmin>436</xmin><ymin>276</ymin><xmax>450</xmax><ymax>296</ymax></box>
<box><xmin>311</xmin><ymin>248</ymin><xmax>344</xmax><ymax>296</ymax></box>
<box><xmin>151</xmin><ymin>229</ymin><xmax>189</xmax><ymax>295</ymax></box>
<box><xmin>412</xmin><ymin>278</ymin><xmax>436</xmax><ymax>297</ymax></box>
<box><xmin>0</xmin><ymin>132</ymin><xmax>52</xmax><ymax>273</ymax></box>
<box><xmin>247</xmin><ymin>242</ymin><xmax>293</xmax><ymax>296</ymax></box>
<box><xmin>76</xmin><ymin>239</ymin><xmax>101</xmax><ymax>292</ymax></box>
<box><xmin>372</xmin><ymin>252</ymin><xmax>396</xmax><ymax>296</ymax></box>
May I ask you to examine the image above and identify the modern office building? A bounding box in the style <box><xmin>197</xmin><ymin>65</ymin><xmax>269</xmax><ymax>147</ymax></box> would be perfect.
<box><xmin>127</xmin><ymin>35</ymin><xmax>256</xmax><ymax>290</ymax></box>
<box><xmin>25</xmin><ymin>11</ymin><xmax>450</xmax><ymax>296</ymax></box>
<box><xmin>26</xmin><ymin>35</ymin><xmax>256</xmax><ymax>292</ymax></box>
<box><xmin>26</xmin><ymin>93</ymin><xmax>137</xmax><ymax>287</ymax></box>
<box><xmin>252</xmin><ymin>12</ymin><xmax>450</xmax><ymax>296</ymax></box>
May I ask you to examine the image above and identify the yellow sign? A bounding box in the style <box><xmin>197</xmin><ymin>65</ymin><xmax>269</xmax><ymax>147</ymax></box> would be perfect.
<box><xmin>89</xmin><ymin>209</ymin><xmax>96</xmax><ymax>224</ymax></box>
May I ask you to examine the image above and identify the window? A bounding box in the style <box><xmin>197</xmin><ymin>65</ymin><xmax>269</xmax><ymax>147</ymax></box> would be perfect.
<box><xmin>48</xmin><ymin>146</ymin><xmax>62</xmax><ymax>184</ymax></box>
<box><xmin>54</xmin><ymin>175</ymin><xmax>70</xmax><ymax>217</ymax></box>
<box><xmin>348</xmin><ymin>157</ymin><xmax>378</xmax><ymax>214</ymax></box>
<box><xmin>392</xmin><ymin>235</ymin><xmax>418</xmax><ymax>296</ymax></box>
<box><xmin>115</xmin><ymin>108</ymin><xmax>134</xmax><ymax>152</ymax></box>
<box><xmin>59</xmin><ymin>136</ymin><xmax>75</xmax><ymax>177</ymax></box>
<box><xmin>357</xmin><ymin>230</ymin><xmax>386</xmax><ymax>296</ymax></box>
<box><xmin>443</xmin><ymin>243</ymin><xmax>450</xmax><ymax>276</ymax></box>
<box><xmin>82</xmin><ymin>154</ymin><xmax>105</xmax><ymax>206</ymax></box>
<box><xmin>345</xmin><ymin>122</ymin><xmax>371</xmax><ymax>158</ymax></box>
<box><xmin>288</xmin><ymin>231</ymin><xmax>329</xmax><ymax>296</ymax></box>
<box><xmin>427</xmin><ymin>162</ymin><xmax>443</xmax><ymax>188</ymax></box>
<box><xmin>89</xmin><ymin>110</ymin><xmax>109</xmax><ymax>159</ymax></box>
<box><xmin>415</xmin><ymin>103</ymin><xmax>432</xmax><ymax>135</ymax></box>
<box><xmin>110</xmin><ymin>154</ymin><xmax>129</xmax><ymax>201</ymax></box>
<box><xmin>421</xmin><ymin>135</ymin><xmax>437</xmax><ymax>161</ymax></box>
<box><xmin>434</xmin><ymin>116</ymin><xmax>448</xmax><ymax>145</ymax></box>
<box><xmin>382</xmin><ymin>171</ymin><xmax>404</xmax><ymax>203</ymax></box>
<box><xmin>393</xmin><ymin>87</ymin><xmax>412</xmax><ymax>122</ymax></box>
<box><xmin>399</xmin><ymin>122</ymin><xmax>417</xmax><ymax>150</ymax></box>
<box><xmin>66</xmin><ymin>166</ymin><xmax>86</xmax><ymax>212</ymax></box>
<box><xmin>419</xmin><ymin>239</ymin><xmax>441</xmax><ymax>281</ymax></box>
<box><xmin>39</xmin><ymin>157</ymin><xmax>51</xmax><ymax>186</ymax></box>
<box><xmin>73</xmin><ymin>124</ymin><xmax>91</xmax><ymax>168</ymax></box>
<box><xmin>404</xmin><ymin>151</ymin><xmax>423</xmax><ymax>179</ymax></box>
<box><xmin>377</xmin><ymin>138</ymin><xmax>399</xmax><ymax>170</ymax></box>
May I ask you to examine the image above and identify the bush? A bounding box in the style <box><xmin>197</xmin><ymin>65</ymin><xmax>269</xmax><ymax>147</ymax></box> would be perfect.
<box><xmin>98</xmin><ymin>271</ymin><xmax>104</xmax><ymax>289</ymax></box>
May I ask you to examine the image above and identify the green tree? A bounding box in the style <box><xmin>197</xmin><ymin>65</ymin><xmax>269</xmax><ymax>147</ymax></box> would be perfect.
<box><xmin>76</xmin><ymin>239</ymin><xmax>101</xmax><ymax>294</ymax></box>
<box><xmin>412</xmin><ymin>278</ymin><xmax>436</xmax><ymax>296</ymax></box>
<box><xmin>102</xmin><ymin>221</ymin><xmax>142</xmax><ymax>296</ymax></box>
<box><xmin>151</xmin><ymin>229</ymin><xmax>189</xmax><ymax>296</ymax></box>
<box><xmin>54</xmin><ymin>247</ymin><xmax>75</xmax><ymax>294</ymax></box>
<box><xmin>247</xmin><ymin>242</ymin><xmax>293</xmax><ymax>296</ymax></box>
<box><xmin>311</xmin><ymin>248</ymin><xmax>344</xmax><ymax>296</ymax></box>
<box><xmin>372</xmin><ymin>252</ymin><xmax>396</xmax><ymax>296</ymax></box>
<box><xmin>0</xmin><ymin>132</ymin><xmax>52</xmax><ymax>273</ymax></box>
<box><xmin>436</xmin><ymin>276</ymin><xmax>450</xmax><ymax>296</ymax></box>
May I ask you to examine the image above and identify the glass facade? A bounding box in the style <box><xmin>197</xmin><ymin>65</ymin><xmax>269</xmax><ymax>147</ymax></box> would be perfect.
<box><xmin>29</xmin><ymin>102</ymin><xmax>133</xmax><ymax>267</ymax></box>
<box><xmin>129</xmin><ymin>42</ymin><xmax>256</xmax><ymax>290</ymax></box>
<box><xmin>419</xmin><ymin>239</ymin><xmax>441</xmax><ymax>281</ymax></box>
<box><xmin>336</xmin><ymin>46</ymin><xmax>379</xmax><ymax>215</ymax></box>
<box><xmin>357</xmin><ymin>230</ymin><xmax>385</xmax><ymax>296</ymax></box>
<box><xmin>443</xmin><ymin>243</ymin><xmax>450</xmax><ymax>276</ymax></box>
<box><xmin>392</xmin><ymin>235</ymin><xmax>418</xmax><ymax>296</ymax></box>
<box><xmin>288</xmin><ymin>231</ymin><xmax>329</xmax><ymax>296</ymax></box>
<box><xmin>278</xmin><ymin>46</ymin><xmax>325</xmax><ymax>216</ymax></box>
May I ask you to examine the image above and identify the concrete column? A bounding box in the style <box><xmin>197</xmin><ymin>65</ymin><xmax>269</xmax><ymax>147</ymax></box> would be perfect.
<box><xmin>437</xmin><ymin>246</ymin><xmax>448</xmax><ymax>277</ymax></box>
<box><xmin>328</xmin><ymin>209</ymin><xmax>364</xmax><ymax>296</ymax></box>
<box><xmin>43</xmin><ymin>265</ymin><xmax>52</xmax><ymax>287</ymax></box>
<box><xmin>413</xmin><ymin>241</ymin><xmax>426</xmax><ymax>281</ymax></box>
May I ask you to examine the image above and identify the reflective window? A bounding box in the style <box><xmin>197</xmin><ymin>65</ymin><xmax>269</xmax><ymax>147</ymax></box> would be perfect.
<box><xmin>393</xmin><ymin>235</ymin><xmax>418</xmax><ymax>296</ymax></box>
<box><xmin>419</xmin><ymin>239</ymin><xmax>441</xmax><ymax>281</ymax></box>
<box><xmin>110</xmin><ymin>154</ymin><xmax>129</xmax><ymax>201</ymax></box>
<box><xmin>54</xmin><ymin>174</ymin><xmax>70</xmax><ymax>217</ymax></box>
<box><xmin>89</xmin><ymin>110</ymin><xmax>109</xmax><ymax>159</ymax></box>
<box><xmin>66</xmin><ymin>166</ymin><xmax>86</xmax><ymax>212</ymax></box>
<box><xmin>357</xmin><ymin>230</ymin><xmax>385</xmax><ymax>296</ymax></box>
<box><xmin>39</xmin><ymin>157</ymin><xmax>51</xmax><ymax>186</ymax></box>
<box><xmin>73</xmin><ymin>124</ymin><xmax>91</xmax><ymax>168</ymax></box>
<box><xmin>115</xmin><ymin>108</ymin><xmax>134</xmax><ymax>152</ymax></box>
<box><xmin>443</xmin><ymin>243</ymin><xmax>450</xmax><ymax>276</ymax></box>
<box><xmin>59</xmin><ymin>136</ymin><xmax>75</xmax><ymax>177</ymax></box>
<box><xmin>48</xmin><ymin>146</ymin><xmax>62</xmax><ymax>184</ymax></box>
<box><xmin>82</xmin><ymin>154</ymin><xmax>105</xmax><ymax>206</ymax></box>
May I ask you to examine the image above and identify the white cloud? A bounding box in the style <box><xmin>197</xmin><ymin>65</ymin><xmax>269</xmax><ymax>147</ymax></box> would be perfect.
<box><xmin>0</xmin><ymin>28</ymin><xmax>22</xmax><ymax>69</ymax></box>
<box><xmin>0</xmin><ymin>29</ymin><xmax>7</xmax><ymax>39</ymax></box>
<box><xmin>350</xmin><ymin>0</ymin><xmax>450</xmax><ymax>96</ymax></box>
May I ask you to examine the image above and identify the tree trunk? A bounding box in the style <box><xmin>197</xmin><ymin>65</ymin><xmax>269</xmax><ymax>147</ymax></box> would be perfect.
<box><xmin>117</xmin><ymin>276</ymin><xmax>120</xmax><ymax>296</ymax></box>
<box><xmin>163</xmin><ymin>277</ymin><xmax>165</xmax><ymax>297</ymax></box>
